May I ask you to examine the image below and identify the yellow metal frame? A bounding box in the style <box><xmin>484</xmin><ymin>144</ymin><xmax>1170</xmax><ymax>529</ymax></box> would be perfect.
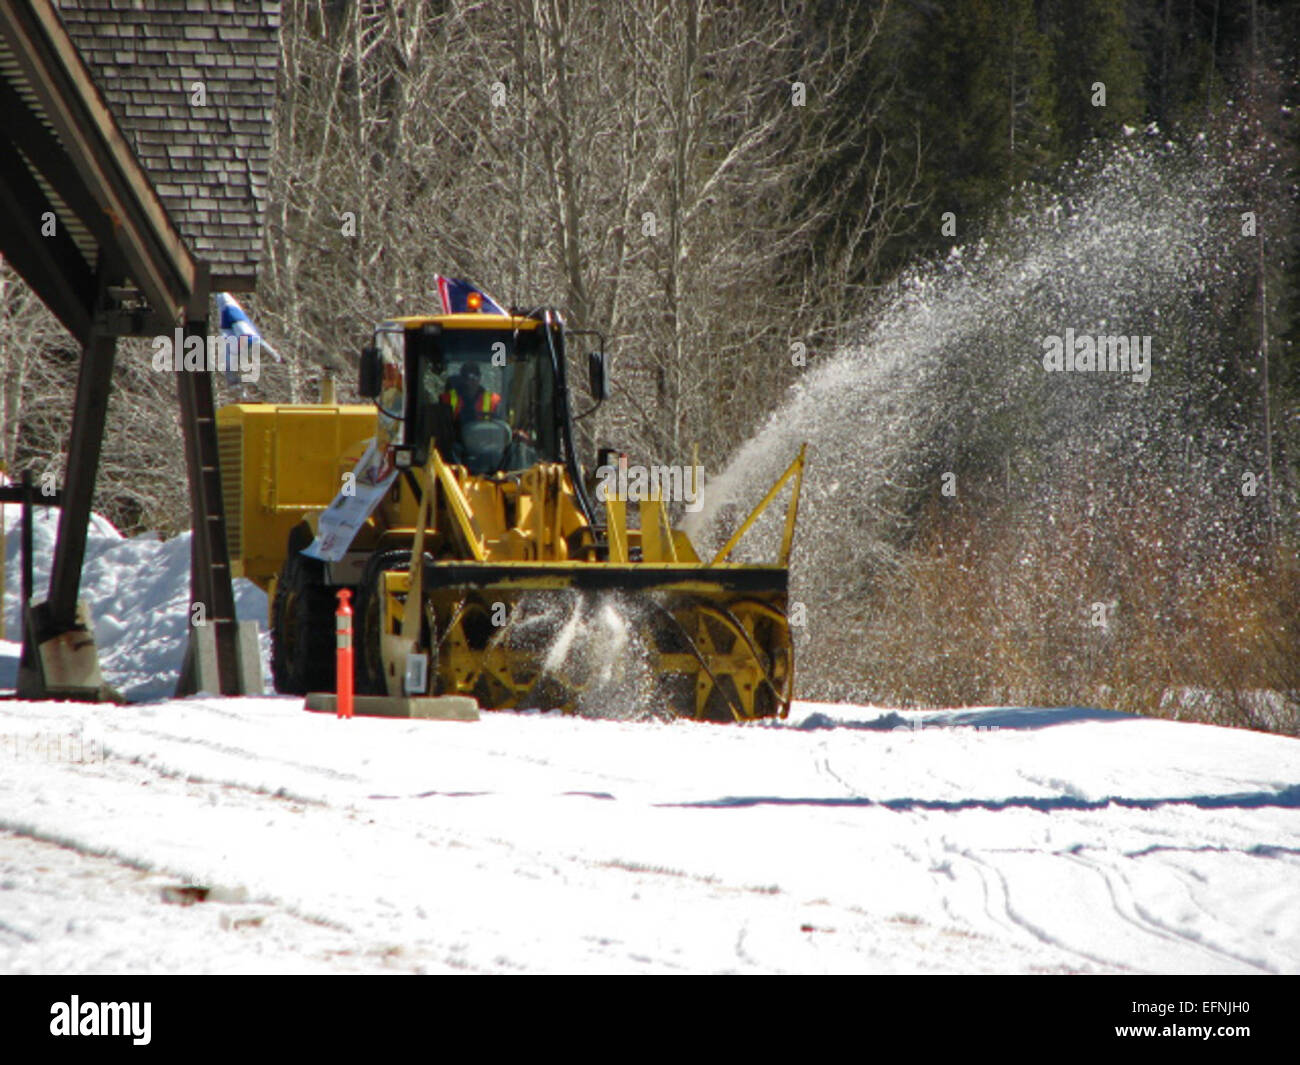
<box><xmin>217</xmin><ymin>373</ymin><xmax>808</xmax><ymax>722</ymax></box>
<box><xmin>709</xmin><ymin>444</ymin><xmax>806</xmax><ymax>567</ymax></box>
<box><xmin>375</xmin><ymin>445</ymin><xmax>803</xmax><ymax>722</ymax></box>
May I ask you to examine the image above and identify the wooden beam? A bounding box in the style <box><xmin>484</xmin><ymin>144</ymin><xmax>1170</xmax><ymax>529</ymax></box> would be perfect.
<box><xmin>175</xmin><ymin>295</ymin><xmax>244</xmax><ymax>695</ymax></box>
<box><xmin>0</xmin><ymin>133</ymin><xmax>93</xmax><ymax>339</ymax></box>
<box><xmin>46</xmin><ymin>330</ymin><xmax>117</xmax><ymax>630</ymax></box>
<box><xmin>0</xmin><ymin>75</ymin><xmax>122</xmax><ymax>257</ymax></box>
<box><xmin>0</xmin><ymin>0</ymin><xmax>196</xmax><ymax>323</ymax></box>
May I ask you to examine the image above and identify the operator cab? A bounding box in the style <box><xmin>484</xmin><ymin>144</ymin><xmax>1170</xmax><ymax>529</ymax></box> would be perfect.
<box><xmin>369</xmin><ymin>315</ymin><xmax>560</xmax><ymax>475</ymax></box>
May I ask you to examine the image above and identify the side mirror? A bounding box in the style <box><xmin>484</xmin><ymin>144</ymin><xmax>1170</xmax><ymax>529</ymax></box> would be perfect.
<box><xmin>588</xmin><ymin>350</ymin><xmax>611</xmax><ymax>401</ymax></box>
<box><xmin>358</xmin><ymin>345</ymin><xmax>380</xmax><ymax>398</ymax></box>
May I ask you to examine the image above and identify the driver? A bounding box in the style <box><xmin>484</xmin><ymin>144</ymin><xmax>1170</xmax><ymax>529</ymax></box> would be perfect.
<box><xmin>440</xmin><ymin>362</ymin><xmax>501</xmax><ymax>423</ymax></box>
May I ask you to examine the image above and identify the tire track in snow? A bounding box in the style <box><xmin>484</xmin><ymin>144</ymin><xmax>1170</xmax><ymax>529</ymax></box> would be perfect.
<box><xmin>1057</xmin><ymin>847</ymin><xmax>1274</xmax><ymax>973</ymax></box>
<box><xmin>816</xmin><ymin>741</ymin><xmax>1095</xmax><ymax>968</ymax></box>
<box><xmin>951</xmin><ymin>846</ymin><xmax>1133</xmax><ymax>972</ymax></box>
<box><xmin>812</xmin><ymin>735</ymin><xmax>1296</xmax><ymax>972</ymax></box>
<box><xmin>103</xmin><ymin>721</ymin><xmax>369</xmax><ymax>787</ymax></box>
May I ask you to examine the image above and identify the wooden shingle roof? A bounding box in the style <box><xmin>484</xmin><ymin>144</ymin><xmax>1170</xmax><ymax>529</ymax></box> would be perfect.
<box><xmin>55</xmin><ymin>0</ymin><xmax>279</xmax><ymax>291</ymax></box>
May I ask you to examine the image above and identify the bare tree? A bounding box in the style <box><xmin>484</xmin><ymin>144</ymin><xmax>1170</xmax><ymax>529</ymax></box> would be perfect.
<box><xmin>0</xmin><ymin>257</ymin><xmax>71</xmax><ymax>475</ymax></box>
<box><xmin>257</xmin><ymin>0</ymin><xmax>923</xmax><ymax>483</ymax></box>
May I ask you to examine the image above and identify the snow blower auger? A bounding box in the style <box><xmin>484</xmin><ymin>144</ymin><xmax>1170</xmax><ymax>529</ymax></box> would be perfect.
<box><xmin>216</xmin><ymin>294</ymin><xmax>805</xmax><ymax>722</ymax></box>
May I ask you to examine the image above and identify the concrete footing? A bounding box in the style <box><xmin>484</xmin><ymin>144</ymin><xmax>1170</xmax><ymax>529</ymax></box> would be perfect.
<box><xmin>17</xmin><ymin>600</ymin><xmax>123</xmax><ymax>703</ymax></box>
<box><xmin>176</xmin><ymin>620</ymin><xmax>263</xmax><ymax>697</ymax></box>
<box><xmin>303</xmin><ymin>693</ymin><xmax>480</xmax><ymax>721</ymax></box>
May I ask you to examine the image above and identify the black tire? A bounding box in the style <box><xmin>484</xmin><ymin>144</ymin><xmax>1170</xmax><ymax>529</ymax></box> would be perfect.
<box><xmin>270</xmin><ymin>550</ymin><xmax>337</xmax><ymax>694</ymax></box>
<box><xmin>354</xmin><ymin>549</ymin><xmax>433</xmax><ymax>696</ymax></box>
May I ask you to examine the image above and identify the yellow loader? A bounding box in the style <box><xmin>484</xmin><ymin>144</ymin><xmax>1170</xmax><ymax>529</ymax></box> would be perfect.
<box><xmin>217</xmin><ymin>305</ymin><xmax>804</xmax><ymax>721</ymax></box>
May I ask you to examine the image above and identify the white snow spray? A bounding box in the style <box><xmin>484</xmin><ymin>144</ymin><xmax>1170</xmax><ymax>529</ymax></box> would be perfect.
<box><xmin>685</xmin><ymin>136</ymin><xmax>1264</xmax><ymax>705</ymax></box>
<box><xmin>492</xmin><ymin>591</ymin><xmax>665</xmax><ymax>721</ymax></box>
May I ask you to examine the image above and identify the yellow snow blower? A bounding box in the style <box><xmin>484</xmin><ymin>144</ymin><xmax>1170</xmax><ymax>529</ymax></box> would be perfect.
<box><xmin>217</xmin><ymin>303</ymin><xmax>804</xmax><ymax>721</ymax></box>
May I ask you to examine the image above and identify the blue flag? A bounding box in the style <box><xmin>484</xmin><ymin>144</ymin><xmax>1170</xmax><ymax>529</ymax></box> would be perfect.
<box><xmin>435</xmin><ymin>275</ymin><xmax>507</xmax><ymax>315</ymax></box>
<box><xmin>216</xmin><ymin>293</ymin><xmax>280</xmax><ymax>386</ymax></box>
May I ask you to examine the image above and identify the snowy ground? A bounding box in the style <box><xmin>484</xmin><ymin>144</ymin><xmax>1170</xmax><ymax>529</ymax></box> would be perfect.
<box><xmin>2</xmin><ymin>504</ymin><xmax>1297</xmax><ymax>974</ymax></box>
<box><xmin>1</xmin><ymin>680</ymin><xmax>1297</xmax><ymax>974</ymax></box>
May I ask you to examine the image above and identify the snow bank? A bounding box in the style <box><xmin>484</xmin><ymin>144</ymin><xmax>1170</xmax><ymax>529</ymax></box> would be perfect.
<box><xmin>2</xmin><ymin>505</ymin><xmax>269</xmax><ymax>700</ymax></box>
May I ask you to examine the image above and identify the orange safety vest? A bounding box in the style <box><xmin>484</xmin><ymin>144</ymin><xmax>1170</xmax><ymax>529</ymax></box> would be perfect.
<box><xmin>443</xmin><ymin>388</ymin><xmax>500</xmax><ymax>418</ymax></box>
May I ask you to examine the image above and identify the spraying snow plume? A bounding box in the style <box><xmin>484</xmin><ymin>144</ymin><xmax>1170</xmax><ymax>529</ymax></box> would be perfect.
<box><xmin>491</xmin><ymin>592</ymin><xmax>666</xmax><ymax>721</ymax></box>
<box><xmin>688</xmin><ymin>138</ymin><xmax>1273</xmax><ymax>708</ymax></box>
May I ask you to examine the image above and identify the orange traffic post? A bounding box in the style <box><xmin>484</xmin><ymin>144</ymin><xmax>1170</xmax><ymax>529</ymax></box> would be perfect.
<box><xmin>336</xmin><ymin>588</ymin><xmax>354</xmax><ymax>719</ymax></box>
